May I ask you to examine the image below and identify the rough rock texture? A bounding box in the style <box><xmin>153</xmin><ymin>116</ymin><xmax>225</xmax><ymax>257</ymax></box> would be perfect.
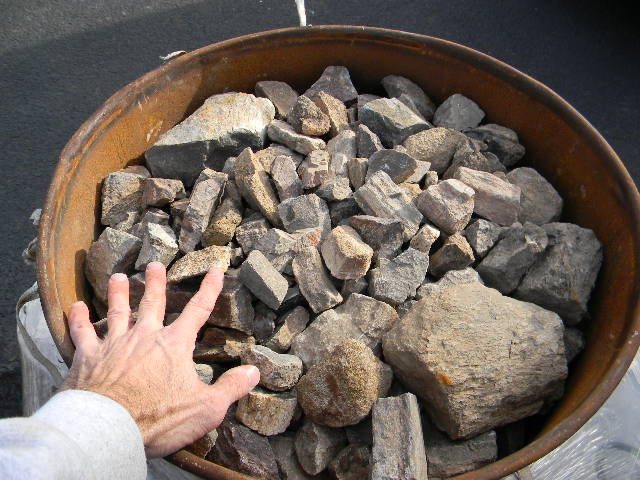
<box><xmin>85</xmin><ymin>227</ymin><xmax>142</xmax><ymax>304</ymax></box>
<box><xmin>341</xmin><ymin>277</ymin><xmax>368</xmax><ymax>298</ymax></box>
<box><xmin>453</xmin><ymin>167</ymin><xmax>521</xmax><ymax>226</ymax></box>
<box><xmin>327</xmin><ymin>129</ymin><xmax>357</xmax><ymax>177</ymax></box>
<box><xmin>236</xmin><ymin>388</ymin><xmax>298</xmax><ymax>436</ymax></box>
<box><xmin>254</xmin><ymin>144</ymin><xmax>302</xmax><ymax>173</ymax></box>
<box><xmin>369</xmin><ymin>248</ymin><xmax>430</xmax><ymax>305</ymax></box>
<box><xmin>292</xmin><ymin>247</ymin><xmax>343</xmax><ymax>313</ymax></box>
<box><xmin>253</xmin><ymin>303</ymin><xmax>277</xmax><ymax>343</ymax></box>
<box><xmin>415</xmin><ymin>179</ymin><xmax>475</xmax><ymax>234</ymax></box>
<box><xmin>564</xmin><ymin>327</ymin><xmax>585</xmax><ymax>363</ymax></box>
<box><xmin>269</xmin><ymin>434</ymin><xmax>315</xmax><ymax>480</ymax></box>
<box><xmin>195</xmin><ymin>328</ymin><xmax>255</xmax><ymax>363</ymax></box>
<box><xmin>381</xmin><ymin>75</ymin><xmax>435</xmax><ymax>120</ymax></box>
<box><xmin>316</xmin><ymin>177</ymin><xmax>352</xmax><ymax>202</ymax></box>
<box><xmin>296</xmin><ymin>340</ymin><xmax>393</xmax><ymax>428</ymax></box>
<box><xmin>354</xmin><ymin>171</ymin><xmax>423</xmax><ymax>241</ymax></box>
<box><xmin>264</xmin><ymin>306</ymin><xmax>310</xmax><ymax>353</ymax></box>
<box><xmin>383</xmin><ymin>283</ymin><xmax>568</xmax><ymax>439</ymax></box>
<box><xmin>320</xmin><ymin>225</ymin><xmax>373</xmax><ymax>280</ymax></box>
<box><xmin>359</xmin><ymin>97</ymin><xmax>429</xmax><ymax>147</ymax></box>
<box><xmin>134</xmin><ymin>222</ymin><xmax>178</xmax><ymax>270</ymax></box>
<box><xmin>303</xmin><ymin>65</ymin><xmax>358</xmax><ymax>103</ymax></box>
<box><xmin>201</xmin><ymin>186</ymin><xmax>244</xmax><ymax>247</ymax></box>
<box><xmin>291</xmin><ymin>293</ymin><xmax>398</xmax><ymax>368</ymax></box>
<box><xmin>146</xmin><ymin>93</ymin><xmax>275</xmax><ymax>185</ymax></box>
<box><xmin>349</xmin><ymin>215</ymin><xmax>404</xmax><ymax>261</ymax></box>
<box><xmin>409</xmin><ymin>222</ymin><xmax>440</xmax><ymax>253</ymax></box>
<box><xmin>100</xmin><ymin>170</ymin><xmax>146</xmax><ymax>228</ymax></box>
<box><xmin>289</xmin><ymin>95</ymin><xmax>331</xmax><ymax>136</ymax></box>
<box><xmin>210</xmin><ymin>419</ymin><xmax>279</xmax><ymax>479</ymax></box>
<box><xmin>186</xmin><ymin>429</ymin><xmax>218</xmax><ymax>458</ymax></box>
<box><xmin>433</xmin><ymin>93</ymin><xmax>485</xmax><ymax>130</ymax></box>
<box><xmin>142</xmin><ymin>178</ymin><xmax>185</xmax><ymax>207</ymax></box>
<box><xmin>241</xmin><ymin>345</ymin><xmax>303</xmax><ymax>391</ymax></box>
<box><xmin>405</xmin><ymin>160</ymin><xmax>432</xmax><ymax>184</ymax></box>
<box><xmin>465</xmin><ymin>124</ymin><xmax>526</xmax><ymax>167</ymax></box>
<box><xmin>366</xmin><ymin>149</ymin><xmax>419</xmax><ymax>183</ymax></box>
<box><xmin>208</xmin><ymin>271</ymin><xmax>255</xmax><ymax>334</ymax></box>
<box><xmin>515</xmin><ymin>222</ymin><xmax>603</xmax><ymax>325</ymax></box>
<box><xmin>255</xmin><ymin>80</ymin><xmax>299</xmax><ymax>119</ymax></box>
<box><xmin>403</xmin><ymin>127</ymin><xmax>466</xmax><ymax>174</ymax></box>
<box><xmin>348</xmin><ymin>157</ymin><xmax>369</xmax><ymax>191</ymax></box>
<box><xmin>328</xmin><ymin>444</ymin><xmax>371</xmax><ymax>480</ymax></box>
<box><xmin>279</xmin><ymin>194</ymin><xmax>332</xmax><ymax>240</ymax></box>
<box><xmin>294</xmin><ymin>419</ymin><xmax>347</xmax><ymax>475</ymax></box>
<box><xmin>428</xmin><ymin>233</ymin><xmax>475</xmax><ymax>277</ymax></box>
<box><xmin>443</xmin><ymin>141</ymin><xmax>506</xmax><ymax>179</ymax></box>
<box><xmin>167</xmin><ymin>245</ymin><xmax>231</xmax><ymax>283</ymax></box>
<box><xmin>298</xmin><ymin>150</ymin><xmax>331</xmax><ymax>189</ymax></box>
<box><xmin>370</xmin><ymin>393</ymin><xmax>428</xmax><ymax>480</ymax></box>
<box><xmin>416</xmin><ymin>267</ymin><xmax>483</xmax><ymax>300</ymax></box>
<box><xmin>464</xmin><ymin>218</ymin><xmax>504</xmax><ymax>258</ymax></box>
<box><xmin>357</xmin><ymin>124</ymin><xmax>384</xmax><ymax>158</ymax></box>
<box><xmin>313</xmin><ymin>92</ymin><xmax>349</xmax><ymax>137</ymax></box>
<box><xmin>268</xmin><ymin>120</ymin><xmax>327</xmax><ymax>155</ymax></box>
<box><xmin>507</xmin><ymin>167</ymin><xmax>563</xmax><ymax>225</ymax></box>
<box><xmin>477</xmin><ymin>222</ymin><xmax>548</xmax><ymax>294</ymax></box>
<box><xmin>423</xmin><ymin>170</ymin><xmax>439</xmax><ymax>188</ymax></box>
<box><xmin>240</xmin><ymin>250</ymin><xmax>289</xmax><ymax>310</ymax></box>
<box><xmin>271</xmin><ymin>154</ymin><xmax>304</xmax><ymax>201</ymax></box>
<box><xmin>235</xmin><ymin>213</ymin><xmax>269</xmax><ymax>253</ymax></box>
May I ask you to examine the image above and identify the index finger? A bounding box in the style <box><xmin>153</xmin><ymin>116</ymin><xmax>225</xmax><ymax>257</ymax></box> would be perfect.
<box><xmin>170</xmin><ymin>268</ymin><xmax>224</xmax><ymax>336</ymax></box>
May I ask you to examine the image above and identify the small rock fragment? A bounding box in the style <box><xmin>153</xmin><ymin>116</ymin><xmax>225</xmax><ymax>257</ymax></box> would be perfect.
<box><xmin>402</xmin><ymin>127</ymin><xmax>466</xmax><ymax>174</ymax></box>
<box><xmin>415</xmin><ymin>179</ymin><xmax>475</xmax><ymax>234</ymax></box>
<box><xmin>141</xmin><ymin>178</ymin><xmax>186</xmax><ymax>207</ymax></box>
<box><xmin>359</xmin><ymin>97</ymin><xmax>429</xmax><ymax>147</ymax></box>
<box><xmin>255</xmin><ymin>80</ymin><xmax>299</xmax><ymax>119</ymax></box>
<box><xmin>268</xmin><ymin>120</ymin><xmax>327</xmax><ymax>155</ymax></box>
<box><xmin>433</xmin><ymin>93</ymin><xmax>485</xmax><ymax>130</ymax></box>
<box><xmin>357</xmin><ymin>94</ymin><xmax>381</xmax><ymax>109</ymax></box>
<box><xmin>269</xmin><ymin>434</ymin><xmax>315</xmax><ymax>480</ymax></box>
<box><xmin>167</xmin><ymin>245</ymin><xmax>231</xmax><ymax>283</ymax></box>
<box><xmin>264</xmin><ymin>306</ymin><xmax>310</xmax><ymax>353</ymax></box>
<box><xmin>186</xmin><ymin>429</ymin><xmax>218</xmax><ymax>458</ymax></box>
<box><xmin>428</xmin><ymin>233</ymin><xmax>475</xmax><ymax>277</ymax></box>
<box><xmin>443</xmin><ymin>141</ymin><xmax>506</xmax><ymax>178</ymax></box>
<box><xmin>313</xmin><ymin>92</ymin><xmax>349</xmax><ymax>136</ymax></box>
<box><xmin>254</xmin><ymin>144</ymin><xmax>302</xmax><ymax>173</ymax></box>
<box><xmin>409</xmin><ymin>222</ymin><xmax>440</xmax><ymax>253</ymax></box>
<box><xmin>370</xmin><ymin>393</ymin><xmax>428</xmax><ymax>480</ymax></box>
<box><xmin>236</xmin><ymin>388</ymin><xmax>298</xmax><ymax>436</ymax></box>
<box><xmin>208</xmin><ymin>270</ymin><xmax>255</xmax><ymax>334</ymax></box>
<box><xmin>366</xmin><ymin>149</ymin><xmax>419</xmax><ymax>184</ymax></box>
<box><xmin>329</xmin><ymin>198</ymin><xmax>361</xmax><ymax>227</ymax></box>
<box><xmin>349</xmin><ymin>215</ymin><xmax>404</xmax><ymax>261</ymax></box>
<box><xmin>423</xmin><ymin>170</ymin><xmax>438</xmax><ymax>188</ymax></box>
<box><xmin>328</xmin><ymin>444</ymin><xmax>371</xmax><ymax>480</ymax></box>
<box><xmin>320</xmin><ymin>225</ymin><xmax>373</xmax><ymax>279</ymax></box>
<box><xmin>241</xmin><ymin>345</ymin><xmax>303</xmax><ymax>391</ymax></box>
<box><xmin>382</xmin><ymin>75</ymin><xmax>436</xmax><ymax>120</ymax></box>
<box><xmin>356</xmin><ymin>124</ymin><xmax>384</xmax><ymax>158</ymax></box>
<box><xmin>316</xmin><ymin>177</ymin><xmax>353</xmax><ymax>202</ymax></box>
<box><xmin>465</xmin><ymin>124</ymin><xmax>525</xmax><ymax>167</ymax></box>
<box><xmin>272</xmin><ymin>155</ymin><xmax>304</xmax><ymax>201</ymax></box>
<box><xmin>294</xmin><ymin>419</ymin><xmax>347</xmax><ymax>475</ymax></box>
<box><xmin>195</xmin><ymin>363</ymin><xmax>214</xmax><ymax>384</ymax></box>
<box><xmin>201</xmin><ymin>187</ymin><xmax>244</xmax><ymax>247</ymax></box>
<box><xmin>404</xmin><ymin>160</ymin><xmax>432</xmax><ymax>184</ymax></box>
<box><xmin>170</xmin><ymin>197</ymin><xmax>189</xmax><ymax>219</ymax></box>
<box><xmin>252</xmin><ymin>228</ymin><xmax>296</xmax><ymax>273</ymax></box>
<box><xmin>100</xmin><ymin>170</ymin><xmax>146</xmax><ymax>227</ymax></box>
<box><xmin>507</xmin><ymin>167</ymin><xmax>563</xmax><ymax>225</ymax></box>
<box><xmin>195</xmin><ymin>328</ymin><xmax>255</xmax><ymax>363</ymax></box>
<box><xmin>298</xmin><ymin>150</ymin><xmax>331</xmax><ymax>188</ymax></box>
<box><xmin>453</xmin><ymin>167</ymin><xmax>521</xmax><ymax>226</ymax></box>
<box><xmin>288</xmin><ymin>95</ymin><xmax>331</xmax><ymax>136</ymax></box>
<box><xmin>564</xmin><ymin>327</ymin><xmax>585</xmax><ymax>363</ymax></box>
<box><xmin>278</xmin><ymin>194</ymin><xmax>331</xmax><ymax>240</ymax></box>
<box><xmin>368</xmin><ymin>248</ymin><xmax>430</xmax><ymax>305</ymax></box>
<box><xmin>463</xmin><ymin>218</ymin><xmax>504</xmax><ymax>258</ymax></box>
<box><xmin>253</xmin><ymin>302</ymin><xmax>277</xmax><ymax>343</ymax></box>
<box><xmin>239</xmin><ymin>250</ymin><xmax>289</xmax><ymax>310</ymax></box>
<box><xmin>348</xmin><ymin>157</ymin><xmax>368</xmax><ymax>190</ymax></box>
<box><xmin>416</xmin><ymin>267</ymin><xmax>483</xmax><ymax>299</ymax></box>
<box><xmin>134</xmin><ymin>222</ymin><xmax>178</xmax><ymax>270</ymax></box>
<box><xmin>303</xmin><ymin>66</ymin><xmax>358</xmax><ymax>103</ymax></box>
<box><xmin>235</xmin><ymin>213</ymin><xmax>270</xmax><ymax>253</ymax></box>
<box><xmin>327</xmin><ymin>129</ymin><xmax>357</xmax><ymax>177</ymax></box>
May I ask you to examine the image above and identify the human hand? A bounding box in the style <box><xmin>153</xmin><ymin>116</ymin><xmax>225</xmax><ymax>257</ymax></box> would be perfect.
<box><xmin>61</xmin><ymin>262</ymin><xmax>259</xmax><ymax>457</ymax></box>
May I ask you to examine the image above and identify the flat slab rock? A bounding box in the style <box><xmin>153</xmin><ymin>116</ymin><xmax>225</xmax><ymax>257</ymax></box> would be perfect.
<box><xmin>167</xmin><ymin>245</ymin><xmax>231</xmax><ymax>283</ymax></box>
<box><xmin>383</xmin><ymin>282</ymin><xmax>568</xmax><ymax>439</ymax></box>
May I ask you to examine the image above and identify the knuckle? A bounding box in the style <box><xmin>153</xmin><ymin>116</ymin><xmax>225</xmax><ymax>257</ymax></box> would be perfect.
<box><xmin>107</xmin><ymin>306</ymin><xmax>131</xmax><ymax>318</ymax></box>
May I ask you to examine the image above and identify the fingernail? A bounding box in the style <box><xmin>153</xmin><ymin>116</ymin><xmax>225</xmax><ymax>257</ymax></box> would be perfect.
<box><xmin>111</xmin><ymin>273</ymin><xmax>127</xmax><ymax>282</ymax></box>
<box><xmin>244</xmin><ymin>365</ymin><xmax>260</xmax><ymax>387</ymax></box>
<box><xmin>147</xmin><ymin>262</ymin><xmax>163</xmax><ymax>271</ymax></box>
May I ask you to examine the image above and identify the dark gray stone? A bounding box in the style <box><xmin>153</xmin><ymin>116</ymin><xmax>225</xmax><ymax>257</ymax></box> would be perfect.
<box><xmin>349</xmin><ymin>215</ymin><xmax>404</xmax><ymax>261</ymax></box>
<box><xmin>433</xmin><ymin>93</ymin><xmax>485</xmax><ymax>130</ymax></box>
<box><xmin>329</xmin><ymin>198</ymin><xmax>361</xmax><ymax>227</ymax></box>
<box><xmin>208</xmin><ymin>270</ymin><xmax>255</xmax><ymax>334</ymax></box>
<box><xmin>239</xmin><ymin>250</ymin><xmax>289</xmax><ymax>310</ymax></box>
<box><xmin>292</xmin><ymin>247</ymin><xmax>343</xmax><ymax>313</ymax></box>
<box><xmin>264</xmin><ymin>306</ymin><xmax>310</xmax><ymax>353</ymax></box>
<box><xmin>234</xmin><ymin>213</ymin><xmax>270</xmax><ymax>253</ymax></box>
<box><xmin>368</xmin><ymin>248</ymin><xmax>430</xmax><ymax>305</ymax></box>
<box><xmin>328</xmin><ymin>444</ymin><xmax>371</xmax><ymax>480</ymax></box>
<box><xmin>303</xmin><ymin>65</ymin><xmax>358</xmax><ymax>103</ymax></box>
<box><xmin>134</xmin><ymin>222</ymin><xmax>178</xmax><ymax>270</ymax></box>
<box><xmin>100</xmin><ymin>169</ymin><xmax>146</xmax><ymax>228</ymax></box>
<box><xmin>278</xmin><ymin>194</ymin><xmax>332</xmax><ymax>240</ymax></box>
<box><xmin>356</xmin><ymin>124</ymin><xmax>384</xmax><ymax>158</ymax></box>
<box><xmin>463</xmin><ymin>218</ymin><xmax>504</xmax><ymax>258</ymax></box>
<box><xmin>564</xmin><ymin>327</ymin><xmax>585</xmax><ymax>363</ymax></box>
<box><xmin>465</xmin><ymin>123</ymin><xmax>525</xmax><ymax>167</ymax></box>
<box><xmin>255</xmin><ymin>80</ymin><xmax>299</xmax><ymax>119</ymax></box>
<box><xmin>359</xmin><ymin>97</ymin><xmax>429</xmax><ymax>147</ymax></box>
<box><xmin>381</xmin><ymin>74</ymin><xmax>436</xmax><ymax>120</ymax></box>
<box><xmin>507</xmin><ymin>167</ymin><xmax>563</xmax><ymax>225</ymax></box>
<box><xmin>428</xmin><ymin>233</ymin><xmax>475</xmax><ymax>277</ymax></box>
<box><xmin>366</xmin><ymin>149</ymin><xmax>419</xmax><ymax>184</ymax></box>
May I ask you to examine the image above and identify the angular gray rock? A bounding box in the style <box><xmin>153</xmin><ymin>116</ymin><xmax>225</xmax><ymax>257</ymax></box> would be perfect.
<box><xmin>368</xmin><ymin>248</ymin><xmax>430</xmax><ymax>305</ymax></box>
<box><xmin>354</xmin><ymin>171</ymin><xmax>423</xmax><ymax>241</ymax></box>
<box><xmin>383</xmin><ymin>283</ymin><xmax>568</xmax><ymax>439</ymax></box>
<box><xmin>278</xmin><ymin>194</ymin><xmax>331</xmax><ymax>240</ymax></box>
<box><xmin>264</xmin><ymin>306</ymin><xmax>310</xmax><ymax>353</ymax></box>
<box><xmin>85</xmin><ymin>227</ymin><xmax>142</xmax><ymax>304</ymax></box>
<box><xmin>296</xmin><ymin>340</ymin><xmax>393</xmax><ymax>428</ymax></box>
<box><xmin>329</xmin><ymin>198</ymin><xmax>361</xmax><ymax>227</ymax></box>
<box><xmin>316</xmin><ymin>177</ymin><xmax>353</xmax><ymax>202</ymax></box>
<box><xmin>294</xmin><ymin>419</ymin><xmax>347</xmax><ymax>475</ymax></box>
<box><xmin>252</xmin><ymin>228</ymin><xmax>297</xmax><ymax>273</ymax></box>
<box><xmin>365</xmin><ymin>149</ymin><xmax>419</xmax><ymax>184</ymax></box>
<box><xmin>409</xmin><ymin>222</ymin><xmax>440</xmax><ymax>254</ymax></box>
<box><xmin>268</xmin><ymin>119</ymin><xmax>327</xmax><ymax>155</ymax></box>
<box><xmin>402</xmin><ymin>127</ymin><xmax>466</xmax><ymax>174</ymax></box>
<box><xmin>100</xmin><ymin>169</ymin><xmax>146</xmax><ymax>228</ymax></box>
<box><xmin>236</xmin><ymin>388</ymin><xmax>298</xmax><ymax>436</ymax></box>
<box><xmin>269</xmin><ymin>434</ymin><xmax>315</xmax><ymax>480</ymax></box>
<box><xmin>341</xmin><ymin>277</ymin><xmax>368</xmax><ymax>298</ymax></box>
<box><xmin>381</xmin><ymin>75</ymin><xmax>436</xmax><ymax>120</ymax></box>
<box><xmin>416</xmin><ymin>267</ymin><xmax>483</xmax><ymax>300</ymax></box>
<box><xmin>146</xmin><ymin>92</ymin><xmax>275</xmax><ymax>185</ymax></box>
<box><xmin>298</xmin><ymin>149</ymin><xmax>330</xmax><ymax>189</ymax></box>
<box><xmin>254</xmin><ymin>144</ymin><xmax>302</xmax><ymax>173</ymax></box>
<box><xmin>288</xmin><ymin>95</ymin><xmax>331</xmax><ymax>136</ymax></box>
<box><xmin>515</xmin><ymin>222</ymin><xmax>603</xmax><ymax>325</ymax></box>
<box><xmin>327</xmin><ymin>129</ymin><xmax>357</xmax><ymax>177</ymax></box>
<box><xmin>428</xmin><ymin>233</ymin><xmax>475</xmax><ymax>277</ymax></box>
<box><xmin>167</xmin><ymin>245</ymin><xmax>231</xmax><ymax>283</ymax></box>
<box><xmin>239</xmin><ymin>250</ymin><xmax>289</xmax><ymax>310</ymax></box>
<box><xmin>313</xmin><ymin>91</ymin><xmax>349</xmax><ymax>137</ymax></box>
<box><xmin>134</xmin><ymin>222</ymin><xmax>178</xmax><ymax>270</ymax></box>
<box><xmin>453</xmin><ymin>167</ymin><xmax>521</xmax><ymax>226</ymax></box>
<box><xmin>356</xmin><ymin>124</ymin><xmax>384</xmax><ymax>158</ymax></box>
<box><xmin>463</xmin><ymin>218</ymin><xmax>504</xmax><ymax>258</ymax></box>
<box><xmin>370</xmin><ymin>393</ymin><xmax>428</xmax><ymax>480</ymax></box>
<box><xmin>234</xmin><ymin>213</ymin><xmax>269</xmax><ymax>253</ymax></box>
<box><xmin>443</xmin><ymin>141</ymin><xmax>506</xmax><ymax>179</ymax></box>
<box><xmin>349</xmin><ymin>215</ymin><xmax>404</xmax><ymax>261</ymax></box>
<box><xmin>141</xmin><ymin>178</ymin><xmax>186</xmax><ymax>207</ymax></box>
<box><xmin>477</xmin><ymin>222</ymin><xmax>548</xmax><ymax>294</ymax></box>
<box><xmin>507</xmin><ymin>167</ymin><xmax>563</xmax><ymax>225</ymax></box>
<box><xmin>208</xmin><ymin>270</ymin><xmax>255</xmax><ymax>334</ymax></box>
<box><xmin>359</xmin><ymin>97</ymin><xmax>429</xmax><ymax>147</ymax></box>
<box><xmin>347</xmin><ymin>157</ymin><xmax>368</xmax><ymax>190</ymax></box>
<box><xmin>271</xmin><ymin>154</ymin><xmax>304</xmax><ymax>202</ymax></box>
<box><xmin>433</xmin><ymin>93</ymin><xmax>485</xmax><ymax>130</ymax></box>
<box><xmin>328</xmin><ymin>444</ymin><xmax>371</xmax><ymax>480</ymax></box>
<box><xmin>255</xmin><ymin>80</ymin><xmax>299</xmax><ymax>119</ymax></box>
<box><xmin>291</xmin><ymin>293</ymin><xmax>398</xmax><ymax>368</ymax></box>
<box><xmin>241</xmin><ymin>345</ymin><xmax>303</xmax><ymax>391</ymax></box>
<box><xmin>201</xmin><ymin>186</ymin><xmax>244</xmax><ymax>247</ymax></box>
<box><xmin>303</xmin><ymin>65</ymin><xmax>358</xmax><ymax>103</ymax></box>
<box><xmin>357</xmin><ymin>94</ymin><xmax>381</xmax><ymax>109</ymax></box>
<box><xmin>465</xmin><ymin>123</ymin><xmax>526</xmax><ymax>167</ymax></box>
<box><xmin>320</xmin><ymin>225</ymin><xmax>373</xmax><ymax>280</ymax></box>
<box><xmin>404</xmin><ymin>160</ymin><xmax>432</xmax><ymax>184</ymax></box>
<box><xmin>415</xmin><ymin>179</ymin><xmax>475</xmax><ymax>234</ymax></box>
<box><xmin>292</xmin><ymin>247</ymin><xmax>343</xmax><ymax>313</ymax></box>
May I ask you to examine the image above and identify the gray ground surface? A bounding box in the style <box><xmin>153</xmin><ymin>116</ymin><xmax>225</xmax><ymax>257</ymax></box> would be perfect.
<box><xmin>0</xmin><ymin>0</ymin><xmax>638</xmax><ymax>417</ymax></box>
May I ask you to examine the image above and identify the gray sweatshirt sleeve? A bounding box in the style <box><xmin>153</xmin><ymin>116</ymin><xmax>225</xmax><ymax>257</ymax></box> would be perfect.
<box><xmin>0</xmin><ymin>390</ymin><xmax>147</xmax><ymax>480</ymax></box>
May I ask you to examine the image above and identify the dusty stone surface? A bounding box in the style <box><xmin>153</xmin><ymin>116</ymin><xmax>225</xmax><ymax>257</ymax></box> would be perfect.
<box><xmin>416</xmin><ymin>267</ymin><xmax>483</xmax><ymax>300</ymax></box>
<box><xmin>255</xmin><ymin>80</ymin><xmax>299</xmax><ymax>119</ymax></box>
<box><xmin>316</xmin><ymin>177</ymin><xmax>353</xmax><ymax>202</ymax></box>
<box><xmin>201</xmin><ymin>186</ymin><xmax>244</xmax><ymax>247</ymax></box>
<box><xmin>400</xmin><ymin>182</ymin><xmax>422</xmax><ymax>201</ymax></box>
<box><xmin>195</xmin><ymin>328</ymin><xmax>255</xmax><ymax>363</ymax></box>
<box><xmin>369</xmin><ymin>248</ymin><xmax>430</xmax><ymax>305</ymax></box>
<box><xmin>298</xmin><ymin>149</ymin><xmax>331</xmax><ymax>189</ymax></box>
<box><xmin>453</xmin><ymin>167</ymin><xmax>521</xmax><ymax>226</ymax></box>
<box><xmin>409</xmin><ymin>222</ymin><xmax>440</xmax><ymax>253</ymax></box>
<box><xmin>279</xmin><ymin>194</ymin><xmax>332</xmax><ymax>241</ymax></box>
<box><xmin>328</xmin><ymin>444</ymin><xmax>371</xmax><ymax>480</ymax></box>
<box><xmin>252</xmin><ymin>228</ymin><xmax>296</xmax><ymax>274</ymax></box>
<box><xmin>402</xmin><ymin>127</ymin><xmax>466</xmax><ymax>174</ymax></box>
<box><xmin>272</xmin><ymin>154</ymin><xmax>304</xmax><ymax>201</ymax></box>
<box><xmin>241</xmin><ymin>345</ymin><xmax>303</xmax><ymax>392</ymax></box>
<box><xmin>443</xmin><ymin>141</ymin><xmax>506</xmax><ymax>179</ymax></box>
<box><xmin>85</xmin><ymin>227</ymin><xmax>142</xmax><ymax>304</ymax></box>
<box><xmin>359</xmin><ymin>97</ymin><xmax>429</xmax><ymax>147</ymax></box>
<box><xmin>341</xmin><ymin>277</ymin><xmax>368</xmax><ymax>298</ymax></box>
<box><xmin>210</xmin><ymin>418</ymin><xmax>279</xmax><ymax>479</ymax></box>
<box><xmin>466</xmin><ymin>123</ymin><xmax>526</xmax><ymax>167</ymax></box>
<box><xmin>288</xmin><ymin>95</ymin><xmax>331</xmax><ymax>136</ymax></box>
<box><xmin>264</xmin><ymin>306</ymin><xmax>310</xmax><ymax>353</ymax></box>
<box><xmin>349</xmin><ymin>215</ymin><xmax>404</xmax><ymax>261</ymax></box>
<box><xmin>464</xmin><ymin>218</ymin><xmax>504</xmax><ymax>258</ymax></box>
<box><xmin>297</xmin><ymin>340</ymin><xmax>393</xmax><ymax>428</ymax></box>
<box><xmin>167</xmin><ymin>245</ymin><xmax>231</xmax><ymax>283</ymax></box>
<box><xmin>477</xmin><ymin>222</ymin><xmax>548</xmax><ymax>294</ymax></box>
<box><xmin>383</xmin><ymin>283</ymin><xmax>568</xmax><ymax>439</ymax></box>
<box><xmin>142</xmin><ymin>178</ymin><xmax>185</xmax><ymax>207</ymax></box>
<box><xmin>366</xmin><ymin>149</ymin><xmax>419</xmax><ymax>184</ymax></box>
<box><xmin>236</xmin><ymin>388</ymin><xmax>298</xmax><ymax>436</ymax></box>
<box><xmin>269</xmin><ymin>434</ymin><xmax>315</xmax><ymax>480</ymax></box>
<box><xmin>268</xmin><ymin>119</ymin><xmax>327</xmax><ymax>155</ymax></box>
<box><xmin>291</xmin><ymin>294</ymin><xmax>398</xmax><ymax>368</ymax></box>
<box><xmin>329</xmin><ymin>198</ymin><xmax>361</xmax><ymax>227</ymax></box>
<box><xmin>292</xmin><ymin>247</ymin><xmax>343</xmax><ymax>313</ymax></box>
<box><xmin>348</xmin><ymin>157</ymin><xmax>368</xmax><ymax>190</ymax></box>
<box><xmin>254</xmin><ymin>144</ymin><xmax>302</xmax><ymax>173</ymax></box>
<box><xmin>186</xmin><ymin>429</ymin><xmax>218</xmax><ymax>458</ymax></box>
<box><xmin>564</xmin><ymin>327</ymin><xmax>585</xmax><ymax>363</ymax></box>
<box><xmin>294</xmin><ymin>418</ymin><xmax>347</xmax><ymax>475</ymax></box>
<box><xmin>146</xmin><ymin>92</ymin><xmax>275</xmax><ymax>185</ymax></box>
<box><xmin>515</xmin><ymin>222</ymin><xmax>603</xmax><ymax>325</ymax></box>
<box><xmin>240</xmin><ymin>250</ymin><xmax>289</xmax><ymax>310</ymax></box>
<box><xmin>415</xmin><ymin>179</ymin><xmax>475</xmax><ymax>234</ymax></box>
<box><xmin>354</xmin><ymin>171</ymin><xmax>423</xmax><ymax>241</ymax></box>
<box><xmin>433</xmin><ymin>93</ymin><xmax>485</xmax><ymax>130</ymax></box>
<box><xmin>404</xmin><ymin>160</ymin><xmax>432</xmax><ymax>184</ymax></box>
<box><xmin>320</xmin><ymin>225</ymin><xmax>373</xmax><ymax>280</ymax></box>
<box><xmin>134</xmin><ymin>222</ymin><xmax>178</xmax><ymax>270</ymax></box>
<box><xmin>234</xmin><ymin>213</ymin><xmax>269</xmax><ymax>253</ymax></box>
<box><xmin>356</xmin><ymin>124</ymin><xmax>384</xmax><ymax>158</ymax></box>
<box><xmin>170</xmin><ymin>197</ymin><xmax>189</xmax><ymax>219</ymax></box>
<box><xmin>370</xmin><ymin>393</ymin><xmax>428</xmax><ymax>480</ymax></box>
<box><xmin>313</xmin><ymin>92</ymin><xmax>348</xmax><ymax>137</ymax></box>
<box><xmin>303</xmin><ymin>65</ymin><xmax>358</xmax><ymax>103</ymax></box>
<box><xmin>428</xmin><ymin>233</ymin><xmax>475</xmax><ymax>277</ymax></box>
<box><xmin>327</xmin><ymin>129</ymin><xmax>357</xmax><ymax>178</ymax></box>
<box><xmin>100</xmin><ymin>170</ymin><xmax>146</xmax><ymax>228</ymax></box>
<box><xmin>208</xmin><ymin>270</ymin><xmax>255</xmax><ymax>334</ymax></box>
<box><xmin>382</xmin><ymin>75</ymin><xmax>435</xmax><ymax>120</ymax></box>
<box><xmin>507</xmin><ymin>167</ymin><xmax>563</xmax><ymax>225</ymax></box>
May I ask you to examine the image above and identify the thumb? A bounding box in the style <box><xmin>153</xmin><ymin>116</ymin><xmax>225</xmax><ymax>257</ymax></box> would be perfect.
<box><xmin>208</xmin><ymin>365</ymin><xmax>260</xmax><ymax>408</ymax></box>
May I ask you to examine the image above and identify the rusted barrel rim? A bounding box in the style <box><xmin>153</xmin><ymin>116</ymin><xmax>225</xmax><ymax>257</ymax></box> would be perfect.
<box><xmin>37</xmin><ymin>26</ymin><xmax>640</xmax><ymax>480</ymax></box>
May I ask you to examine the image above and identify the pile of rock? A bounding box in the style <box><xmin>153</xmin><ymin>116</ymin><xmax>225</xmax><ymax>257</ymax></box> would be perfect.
<box><xmin>85</xmin><ymin>66</ymin><xmax>603</xmax><ymax>479</ymax></box>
